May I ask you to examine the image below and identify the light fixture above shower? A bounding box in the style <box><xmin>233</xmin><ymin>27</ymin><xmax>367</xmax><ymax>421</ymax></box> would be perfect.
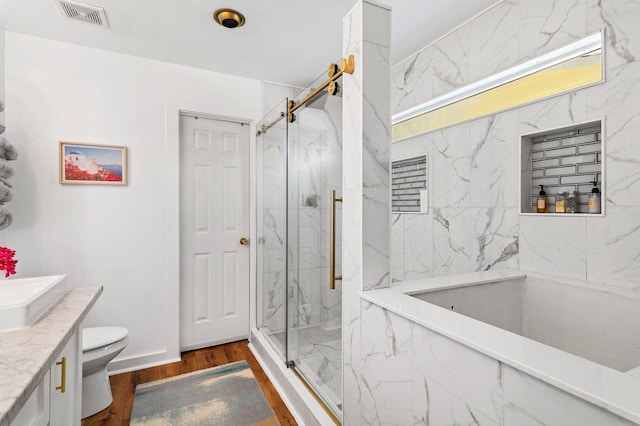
<box><xmin>213</xmin><ymin>8</ymin><xmax>246</xmax><ymax>29</ymax></box>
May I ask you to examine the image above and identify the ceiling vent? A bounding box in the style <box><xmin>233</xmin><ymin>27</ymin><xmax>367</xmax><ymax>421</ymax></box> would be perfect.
<box><xmin>57</xmin><ymin>0</ymin><xmax>108</xmax><ymax>28</ymax></box>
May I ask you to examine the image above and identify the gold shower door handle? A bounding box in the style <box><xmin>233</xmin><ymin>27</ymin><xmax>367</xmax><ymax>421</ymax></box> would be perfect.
<box><xmin>240</xmin><ymin>237</ymin><xmax>249</xmax><ymax>246</ymax></box>
<box><xmin>55</xmin><ymin>356</ymin><xmax>66</xmax><ymax>393</ymax></box>
<box><xmin>330</xmin><ymin>190</ymin><xmax>342</xmax><ymax>290</ymax></box>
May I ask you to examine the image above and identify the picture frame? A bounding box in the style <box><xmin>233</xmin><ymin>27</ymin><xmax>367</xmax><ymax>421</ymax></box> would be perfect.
<box><xmin>59</xmin><ymin>141</ymin><xmax>127</xmax><ymax>185</ymax></box>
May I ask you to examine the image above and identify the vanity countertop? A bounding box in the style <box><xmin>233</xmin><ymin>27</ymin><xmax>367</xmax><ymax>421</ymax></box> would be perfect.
<box><xmin>0</xmin><ymin>286</ymin><xmax>102</xmax><ymax>426</ymax></box>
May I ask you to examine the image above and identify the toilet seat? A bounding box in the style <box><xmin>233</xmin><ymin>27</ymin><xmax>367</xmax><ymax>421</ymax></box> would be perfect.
<box><xmin>83</xmin><ymin>327</ymin><xmax>128</xmax><ymax>351</ymax></box>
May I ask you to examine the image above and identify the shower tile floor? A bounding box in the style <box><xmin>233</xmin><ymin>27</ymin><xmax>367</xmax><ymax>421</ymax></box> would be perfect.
<box><xmin>262</xmin><ymin>323</ymin><xmax>342</xmax><ymax>416</ymax></box>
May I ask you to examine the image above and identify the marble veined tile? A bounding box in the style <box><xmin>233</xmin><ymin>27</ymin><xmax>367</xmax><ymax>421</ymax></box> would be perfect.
<box><xmin>519</xmin><ymin>215</ymin><xmax>587</xmax><ymax>280</ymax></box>
<box><xmin>433</xmin><ymin>124</ymin><xmax>471</xmax><ymax>209</ymax></box>
<box><xmin>586</xmin><ymin>62</ymin><xmax>640</xmax><ymax>207</ymax></box>
<box><xmin>363</xmin><ymin>0</ymin><xmax>391</xmax><ymax>48</ymax></box>
<box><xmin>433</xmin><ymin>208</ymin><xmax>472</xmax><ymax>276</ymax></box>
<box><xmin>519</xmin><ymin>91</ymin><xmax>587</xmax><ymax>135</ymax></box>
<box><xmin>342</xmin><ymin>1</ymin><xmax>393</xmax><ymax>422</ymax></box>
<box><xmin>518</xmin><ymin>0</ymin><xmax>587</xmax><ymax>61</ymax></box>
<box><xmin>342</xmin><ymin>290</ymin><xmax>362</xmax><ymax>426</ymax></box>
<box><xmin>260</xmin><ymin>141</ymin><xmax>286</xmax><ymax>210</ymax></box>
<box><xmin>362</xmin><ymin>188</ymin><xmax>390</xmax><ymax>291</ymax></box>
<box><xmin>321</xmin><ymin>267</ymin><xmax>343</xmax><ymax>323</ymax></box>
<box><xmin>343</xmin><ymin>1</ymin><xmax>362</xmax><ymax>55</ymax></box>
<box><xmin>342</xmin><ymin>4</ymin><xmax>363</xmax><ymax>194</ymax></box>
<box><xmin>341</xmin><ymin>186</ymin><xmax>362</xmax><ymax>285</ymax></box>
<box><xmin>391</xmin><ymin>131</ymin><xmax>432</xmax><ymax>162</ymax></box>
<box><xmin>362</xmin><ymin>40</ymin><xmax>391</xmax><ymax>190</ymax></box>
<box><xmin>323</xmin><ymin>348</ymin><xmax>342</xmax><ymax>367</ymax></box>
<box><xmin>392</xmin><ymin>47</ymin><xmax>434</xmax><ymax>116</ymax></box>
<box><xmin>361</xmin><ymin>302</ymin><xmax>413</xmax><ymax>426</ymax></box>
<box><xmin>297</xmin><ymin>209</ymin><xmax>324</xmax><ymax>270</ymax></box>
<box><xmin>404</xmin><ymin>213</ymin><xmax>434</xmax><ymax>279</ymax></box>
<box><xmin>259</xmin><ymin>271</ymin><xmax>286</xmax><ymax>331</ymax></box>
<box><xmin>391</xmin><ymin>214</ymin><xmax>406</xmax><ymax>282</ymax></box>
<box><xmin>469</xmin><ymin>112</ymin><xmax>519</xmax><ymax>209</ymax></box>
<box><xmin>412</xmin><ymin>372</ymin><xmax>499</xmax><ymax>426</ymax></box>
<box><xmin>503</xmin><ymin>365</ymin><xmax>636</xmax><ymax>426</ymax></box>
<box><xmin>296</xmin><ymin>131</ymin><xmax>327</xmax><ymax>202</ymax></box>
<box><xmin>298</xmin><ymin>322</ymin><xmax>341</xmax><ymax>347</ymax></box>
<box><xmin>432</xmin><ymin>24</ymin><xmax>472</xmax><ymax>98</ymax></box>
<box><xmin>588</xmin><ymin>0</ymin><xmax>640</xmax><ymax>70</ymax></box>
<box><xmin>296</xmin><ymin>268</ymin><xmax>322</xmax><ymax>326</ymax></box>
<box><xmin>469</xmin><ymin>0</ymin><xmax>520</xmax><ymax>83</ymax></box>
<box><xmin>413</xmin><ymin>323</ymin><xmax>504</xmax><ymax>423</ymax></box>
<box><xmin>471</xmin><ymin>207</ymin><xmax>519</xmax><ymax>272</ymax></box>
<box><xmin>296</xmin><ymin>352</ymin><xmax>342</xmax><ymax>412</ymax></box>
<box><xmin>587</xmin><ymin>206</ymin><xmax>640</xmax><ymax>292</ymax></box>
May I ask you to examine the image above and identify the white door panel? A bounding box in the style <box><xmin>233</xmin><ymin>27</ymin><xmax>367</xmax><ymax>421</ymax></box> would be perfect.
<box><xmin>180</xmin><ymin>115</ymin><xmax>250</xmax><ymax>350</ymax></box>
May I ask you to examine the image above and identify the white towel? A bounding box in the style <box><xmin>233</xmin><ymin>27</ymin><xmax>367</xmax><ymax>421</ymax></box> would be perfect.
<box><xmin>0</xmin><ymin>137</ymin><xmax>17</xmax><ymax>161</ymax></box>
<box><xmin>0</xmin><ymin>205</ymin><xmax>12</xmax><ymax>230</ymax></box>
<box><xmin>0</xmin><ymin>160</ymin><xmax>14</xmax><ymax>179</ymax></box>
<box><xmin>0</xmin><ymin>179</ymin><xmax>12</xmax><ymax>203</ymax></box>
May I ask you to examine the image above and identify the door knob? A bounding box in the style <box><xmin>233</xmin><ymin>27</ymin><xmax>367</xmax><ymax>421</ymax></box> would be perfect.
<box><xmin>240</xmin><ymin>237</ymin><xmax>249</xmax><ymax>246</ymax></box>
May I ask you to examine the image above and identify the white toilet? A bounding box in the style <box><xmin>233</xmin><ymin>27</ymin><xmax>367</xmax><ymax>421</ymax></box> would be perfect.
<box><xmin>81</xmin><ymin>327</ymin><xmax>129</xmax><ymax>419</ymax></box>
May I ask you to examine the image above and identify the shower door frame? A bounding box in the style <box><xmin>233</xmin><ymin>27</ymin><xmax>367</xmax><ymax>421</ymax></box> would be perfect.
<box><xmin>284</xmin><ymin>92</ymin><xmax>344</xmax><ymax>424</ymax></box>
<box><xmin>256</xmin><ymin>65</ymin><xmax>349</xmax><ymax>424</ymax></box>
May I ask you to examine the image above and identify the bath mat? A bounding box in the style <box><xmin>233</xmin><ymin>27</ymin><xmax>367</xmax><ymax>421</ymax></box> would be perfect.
<box><xmin>130</xmin><ymin>360</ymin><xmax>280</xmax><ymax>426</ymax></box>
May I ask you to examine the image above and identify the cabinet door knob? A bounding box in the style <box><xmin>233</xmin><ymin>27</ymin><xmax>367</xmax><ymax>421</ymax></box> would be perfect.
<box><xmin>56</xmin><ymin>357</ymin><xmax>66</xmax><ymax>393</ymax></box>
<box><xmin>240</xmin><ymin>237</ymin><xmax>249</xmax><ymax>246</ymax></box>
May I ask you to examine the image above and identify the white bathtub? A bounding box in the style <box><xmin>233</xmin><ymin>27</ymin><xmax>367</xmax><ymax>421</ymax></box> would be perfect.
<box><xmin>363</xmin><ymin>269</ymin><xmax>640</xmax><ymax>425</ymax></box>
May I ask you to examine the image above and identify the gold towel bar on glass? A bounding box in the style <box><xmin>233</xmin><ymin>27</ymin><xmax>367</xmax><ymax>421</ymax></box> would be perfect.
<box><xmin>288</xmin><ymin>55</ymin><xmax>355</xmax><ymax>123</ymax></box>
<box><xmin>330</xmin><ymin>190</ymin><xmax>342</xmax><ymax>290</ymax></box>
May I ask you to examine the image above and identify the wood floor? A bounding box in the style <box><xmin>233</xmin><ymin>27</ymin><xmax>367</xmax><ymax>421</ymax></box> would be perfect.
<box><xmin>82</xmin><ymin>340</ymin><xmax>297</xmax><ymax>426</ymax></box>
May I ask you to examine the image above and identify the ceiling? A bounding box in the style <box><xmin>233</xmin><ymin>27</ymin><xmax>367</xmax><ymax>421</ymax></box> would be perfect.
<box><xmin>0</xmin><ymin>0</ymin><xmax>499</xmax><ymax>87</ymax></box>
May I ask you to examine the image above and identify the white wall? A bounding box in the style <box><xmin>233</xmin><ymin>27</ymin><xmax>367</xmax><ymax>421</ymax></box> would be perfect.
<box><xmin>3</xmin><ymin>32</ymin><xmax>262</xmax><ymax>371</ymax></box>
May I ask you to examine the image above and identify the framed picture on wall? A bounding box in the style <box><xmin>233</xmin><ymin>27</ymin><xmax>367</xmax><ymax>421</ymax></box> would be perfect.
<box><xmin>59</xmin><ymin>141</ymin><xmax>127</xmax><ymax>185</ymax></box>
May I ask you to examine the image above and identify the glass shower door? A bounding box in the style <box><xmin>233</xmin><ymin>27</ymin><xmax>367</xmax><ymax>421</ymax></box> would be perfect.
<box><xmin>286</xmin><ymin>75</ymin><xmax>344</xmax><ymax>418</ymax></box>
<box><xmin>256</xmin><ymin>101</ymin><xmax>289</xmax><ymax>360</ymax></box>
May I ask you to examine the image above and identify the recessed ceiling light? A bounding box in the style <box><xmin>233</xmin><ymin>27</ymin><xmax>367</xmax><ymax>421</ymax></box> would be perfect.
<box><xmin>213</xmin><ymin>8</ymin><xmax>245</xmax><ymax>29</ymax></box>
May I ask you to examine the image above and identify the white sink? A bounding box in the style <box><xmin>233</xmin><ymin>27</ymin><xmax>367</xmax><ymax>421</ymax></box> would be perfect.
<box><xmin>0</xmin><ymin>275</ymin><xmax>68</xmax><ymax>332</ymax></box>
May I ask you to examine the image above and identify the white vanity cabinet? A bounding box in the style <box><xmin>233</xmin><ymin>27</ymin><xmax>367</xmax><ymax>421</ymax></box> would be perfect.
<box><xmin>10</xmin><ymin>330</ymin><xmax>82</xmax><ymax>426</ymax></box>
<box><xmin>0</xmin><ymin>287</ymin><xmax>101</xmax><ymax>426</ymax></box>
<box><xmin>49</xmin><ymin>330</ymin><xmax>81</xmax><ymax>425</ymax></box>
<box><xmin>9</xmin><ymin>373</ymin><xmax>50</xmax><ymax>426</ymax></box>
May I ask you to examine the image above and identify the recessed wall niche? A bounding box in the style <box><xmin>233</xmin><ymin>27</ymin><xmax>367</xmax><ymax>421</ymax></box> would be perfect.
<box><xmin>520</xmin><ymin>120</ymin><xmax>603</xmax><ymax>216</ymax></box>
<box><xmin>392</xmin><ymin>155</ymin><xmax>428</xmax><ymax>213</ymax></box>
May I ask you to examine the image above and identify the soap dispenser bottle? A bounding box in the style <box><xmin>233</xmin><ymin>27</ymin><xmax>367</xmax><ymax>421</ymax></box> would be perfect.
<box><xmin>588</xmin><ymin>180</ymin><xmax>601</xmax><ymax>214</ymax></box>
<box><xmin>536</xmin><ymin>185</ymin><xmax>548</xmax><ymax>213</ymax></box>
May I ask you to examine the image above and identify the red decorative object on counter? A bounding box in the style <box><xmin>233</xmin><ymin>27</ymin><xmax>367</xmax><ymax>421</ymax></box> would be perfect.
<box><xmin>0</xmin><ymin>246</ymin><xmax>17</xmax><ymax>277</ymax></box>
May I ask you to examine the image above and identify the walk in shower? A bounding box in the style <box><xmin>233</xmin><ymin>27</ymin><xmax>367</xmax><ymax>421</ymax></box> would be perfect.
<box><xmin>256</xmin><ymin>69</ymin><xmax>344</xmax><ymax>420</ymax></box>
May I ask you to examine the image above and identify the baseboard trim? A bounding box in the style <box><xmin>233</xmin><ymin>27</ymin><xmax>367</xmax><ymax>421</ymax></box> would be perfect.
<box><xmin>180</xmin><ymin>333</ymin><xmax>249</xmax><ymax>352</ymax></box>
<box><xmin>106</xmin><ymin>333</ymin><xmax>250</xmax><ymax>376</ymax></box>
<box><xmin>107</xmin><ymin>350</ymin><xmax>181</xmax><ymax>375</ymax></box>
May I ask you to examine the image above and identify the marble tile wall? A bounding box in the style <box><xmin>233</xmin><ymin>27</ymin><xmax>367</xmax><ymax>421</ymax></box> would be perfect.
<box><xmin>257</xmin><ymin>82</ymin><xmax>344</xmax><ymax>338</ymax></box>
<box><xmin>342</xmin><ymin>1</ymin><xmax>392</xmax><ymax>424</ymax></box>
<box><xmin>390</xmin><ymin>0</ymin><xmax>640</xmax><ymax>293</ymax></box>
<box><xmin>337</xmin><ymin>1</ymin><xmax>640</xmax><ymax>424</ymax></box>
<box><xmin>363</xmin><ymin>303</ymin><xmax>636</xmax><ymax>426</ymax></box>
<box><xmin>258</xmin><ymin>115</ymin><xmax>288</xmax><ymax>336</ymax></box>
<box><xmin>290</xmin><ymin>100</ymin><xmax>344</xmax><ymax>328</ymax></box>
